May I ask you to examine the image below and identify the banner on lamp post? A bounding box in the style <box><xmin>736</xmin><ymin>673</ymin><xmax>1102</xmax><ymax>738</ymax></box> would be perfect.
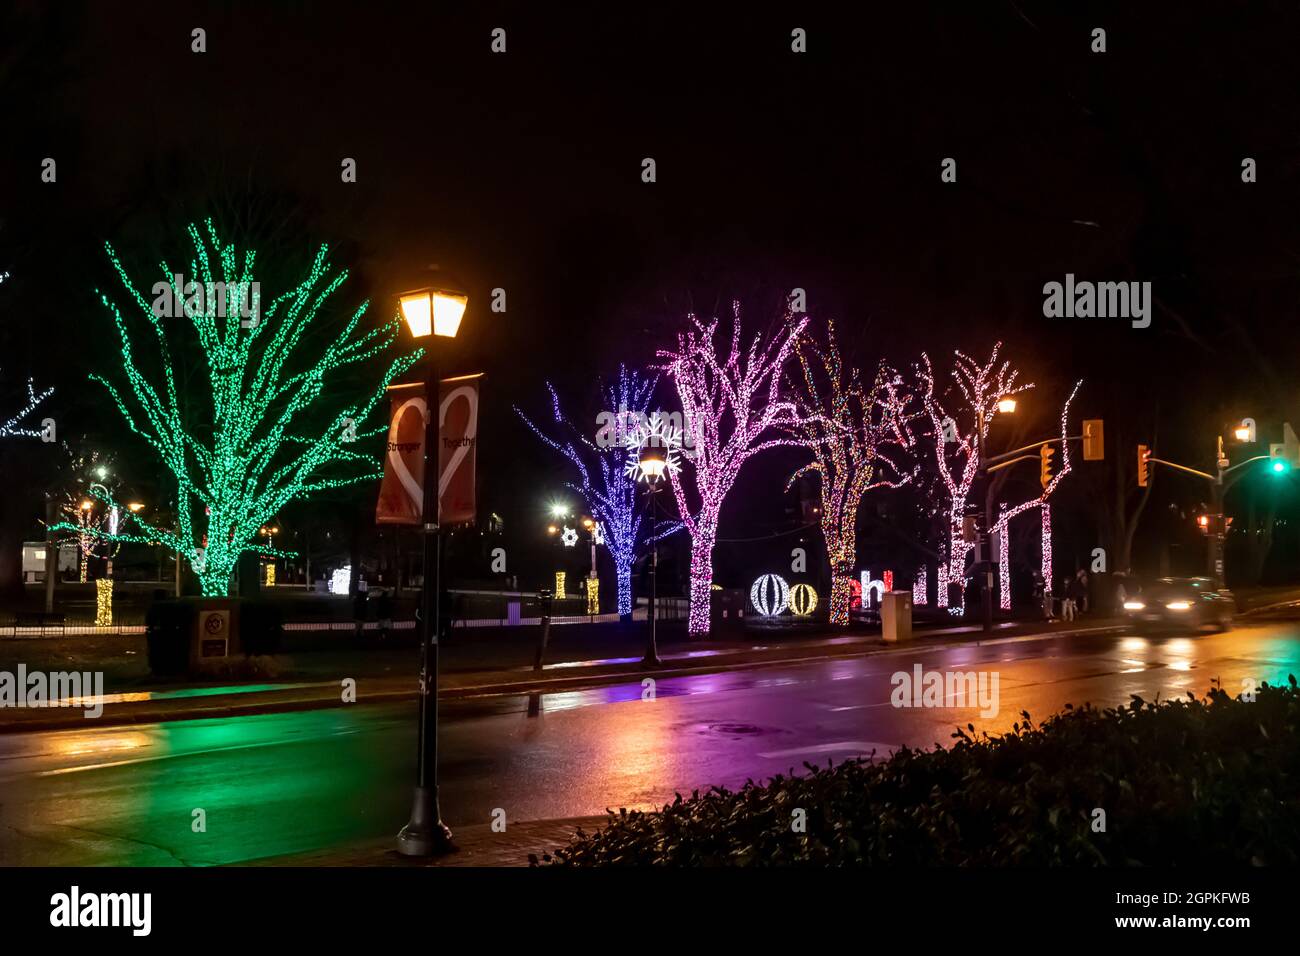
<box><xmin>376</xmin><ymin>374</ymin><xmax>482</xmax><ymax>526</ymax></box>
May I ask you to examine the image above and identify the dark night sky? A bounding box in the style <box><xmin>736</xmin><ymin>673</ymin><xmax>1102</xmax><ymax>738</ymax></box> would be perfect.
<box><xmin>5</xmin><ymin>2</ymin><xmax>1300</xmax><ymax>586</ymax></box>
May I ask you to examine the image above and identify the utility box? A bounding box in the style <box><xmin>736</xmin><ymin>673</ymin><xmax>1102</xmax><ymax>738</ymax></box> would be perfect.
<box><xmin>882</xmin><ymin>591</ymin><xmax>913</xmax><ymax>643</ymax></box>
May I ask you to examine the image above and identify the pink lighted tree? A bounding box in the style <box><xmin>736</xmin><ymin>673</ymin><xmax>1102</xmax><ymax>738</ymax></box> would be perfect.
<box><xmin>660</xmin><ymin>302</ymin><xmax>814</xmax><ymax>635</ymax></box>
<box><xmin>787</xmin><ymin>320</ymin><xmax>918</xmax><ymax>624</ymax></box>
<box><xmin>915</xmin><ymin>344</ymin><xmax>1031</xmax><ymax>613</ymax></box>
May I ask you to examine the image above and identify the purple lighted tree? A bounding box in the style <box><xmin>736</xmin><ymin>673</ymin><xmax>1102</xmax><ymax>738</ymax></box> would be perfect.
<box><xmin>787</xmin><ymin>320</ymin><xmax>918</xmax><ymax>624</ymax></box>
<box><xmin>659</xmin><ymin>302</ymin><xmax>814</xmax><ymax>635</ymax></box>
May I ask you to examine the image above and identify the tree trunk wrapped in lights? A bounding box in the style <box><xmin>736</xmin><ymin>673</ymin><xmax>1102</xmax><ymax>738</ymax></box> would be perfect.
<box><xmin>786</xmin><ymin>320</ymin><xmax>918</xmax><ymax>624</ymax></box>
<box><xmin>57</xmin><ymin>219</ymin><xmax>418</xmax><ymax>596</ymax></box>
<box><xmin>659</xmin><ymin>302</ymin><xmax>815</xmax><ymax>636</ymax></box>
<box><xmin>915</xmin><ymin>344</ymin><xmax>1030</xmax><ymax>615</ymax></box>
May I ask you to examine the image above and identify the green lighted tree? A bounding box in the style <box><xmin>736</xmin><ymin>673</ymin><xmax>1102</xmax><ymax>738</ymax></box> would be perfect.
<box><xmin>61</xmin><ymin>219</ymin><xmax>418</xmax><ymax>596</ymax></box>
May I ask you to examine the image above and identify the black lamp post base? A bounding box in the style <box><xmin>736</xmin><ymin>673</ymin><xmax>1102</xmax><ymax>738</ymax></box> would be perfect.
<box><xmin>397</xmin><ymin>786</ymin><xmax>454</xmax><ymax>857</ymax></box>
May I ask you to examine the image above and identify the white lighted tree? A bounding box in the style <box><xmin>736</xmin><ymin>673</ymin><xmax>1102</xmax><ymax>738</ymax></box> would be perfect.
<box><xmin>914</xmin><ymin>344</ymin><xmax>1030</xmax><ymax>613</ymax></box>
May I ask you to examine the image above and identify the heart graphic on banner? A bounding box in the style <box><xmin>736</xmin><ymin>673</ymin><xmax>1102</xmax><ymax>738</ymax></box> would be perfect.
<box><xmin>388</xmin><ymin>397</ymin><xmax>427</xmax><ymax>516</ymax></box>
<box><xmin>439</xmin><ymin>383</ymin><xmax>478</xmax><ymax>503</ymax></box>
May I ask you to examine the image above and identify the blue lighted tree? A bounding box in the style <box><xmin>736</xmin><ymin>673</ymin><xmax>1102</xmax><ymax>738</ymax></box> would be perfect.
<box><xmin>516</xmin><ymin>365</ymin><xmax>674</xmax><ymax>620</ymax></box>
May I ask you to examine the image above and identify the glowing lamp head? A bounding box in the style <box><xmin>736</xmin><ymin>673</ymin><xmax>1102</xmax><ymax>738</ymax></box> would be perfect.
<box><xmin>996</xmin><ymin>397</ymin><xmax>1018</xmax><ymax>414</ymax></box>
<box><xmin>128</xmin><ymin>502</ymin><xmax>145</xmax><ymax>513</ymax></box>
<box><xmin>582</xmin><ymin>517</ymin><xmax>595</xmax><ymax>530</ymax></box>
<box><xmin>80</xmin><ymin>500</ymin><xmax>94</xmax><ymax>511</ymax></box>
<box><xmin>400</xmin><ymin>288</ymin><xmax>468</xmax><ymax>339</ymax></box>
<box><xmin>548</xmin><ymin>502</ymin><xmax>570</xmax><ymax>519</ymax></box>
<box><xmin>638</xmin><ymin>449</ymin><xmax>668</xmax><ymax>481</ymax></box>
<box><xmin>1234</xmin><ymin>425</ymin><xmax>1252</xmax><ymax>442</ymax></box>
<box><xmin>1198</xmin><ymin>514</ymin><xmax>1209</xmax><ymax>528</ymax></box>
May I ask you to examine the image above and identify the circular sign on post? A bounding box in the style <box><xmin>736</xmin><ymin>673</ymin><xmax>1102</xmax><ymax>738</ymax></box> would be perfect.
<box><xmin>750</xmin><ymin>573</ymin><xmax>790</xmax><ymax>616</ymax></box>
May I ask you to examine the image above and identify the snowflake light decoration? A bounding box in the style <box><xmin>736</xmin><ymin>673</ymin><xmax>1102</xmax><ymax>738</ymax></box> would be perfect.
<box><xmin>561</xmin><ymin>526</ymin><xmax>578</xmax><ymax>547</ymax></box>
<box><xmin>624</xmin><ymin>413</ymin><xmax>683</xmax><ymax>483</ymax></box>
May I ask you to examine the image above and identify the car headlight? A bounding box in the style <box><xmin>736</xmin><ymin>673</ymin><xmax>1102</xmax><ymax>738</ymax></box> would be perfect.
<box><xmin>1165</xmin><ymin>601</ymin><xmax>1192</xmax><ymax>611</ymax></box>
<box><xmin>1123</xmin><ymin>601</ymin><xmax>1145</xmax><ymax>611</ymax></box>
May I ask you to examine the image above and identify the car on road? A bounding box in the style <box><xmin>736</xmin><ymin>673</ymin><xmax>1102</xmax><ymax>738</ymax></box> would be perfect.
<box><xmin>1121</xmin><ymin>576</ymin><xmax>1235</xmax><ymax>632</ymax></box>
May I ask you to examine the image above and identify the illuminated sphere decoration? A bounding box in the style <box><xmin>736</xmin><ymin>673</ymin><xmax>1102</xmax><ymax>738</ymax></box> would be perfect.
<box><xmin>750</xmin><ymin>573</ymin><xmax>790</xmax><ymax>617</ymax></box>
<box><xmin>789</xmin><ymin>583</ymin><xmax>818</xmax><ymax>617</ymax></box>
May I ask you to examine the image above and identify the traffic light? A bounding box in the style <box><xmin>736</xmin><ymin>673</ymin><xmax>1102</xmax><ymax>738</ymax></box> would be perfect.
<box><xmin>1039</xmin><ymin>444</ymin><xmax>1055</xmax><ymax>490</ymax></box>
<box><xmin>1137</xmin><ymin>444</ymin><xmax>1151</xmax><ymax>487</ymax></box>
<box><xmin>1082</xmin><ymin>419</ymin><xmax>1104</xmax><ymax>461</ymax></box>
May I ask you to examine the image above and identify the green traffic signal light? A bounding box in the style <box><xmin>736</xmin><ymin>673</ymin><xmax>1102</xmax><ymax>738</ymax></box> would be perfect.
<box><xmin>1272</xmin><ymin>459</ymin><xmax>1289</xmax><ymax>474</ymax></box>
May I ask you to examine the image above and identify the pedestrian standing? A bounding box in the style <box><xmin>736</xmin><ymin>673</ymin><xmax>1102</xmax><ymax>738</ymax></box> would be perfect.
<box><xmin>352</xmin><ymin>586</ymin><xmax>370</xmax><ymax>642</ymax></box>
<box><xmin>373</xmin><ymin>589</ymin><xmax>393</xmax><ymax>643</ymax></box>
<box><xmin>1060</xmin><ymin>576</ymin><xmax>1077</xmax><ymax>621</ymax></box>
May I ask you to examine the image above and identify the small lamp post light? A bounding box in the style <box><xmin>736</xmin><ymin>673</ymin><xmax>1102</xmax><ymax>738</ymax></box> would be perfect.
<box><xmin>1234</xmin><ymin>418</ymin><xmax>1256</xmax><ymax>443</ymax></box>
<box><xmin>996</xmin><ymin>396</ymin><xmax>1018</xmax><ymax>415</ymax></box>
<box><xmin>635</xmin><ymin>446</ymin><xmax>668</xmax><ymax>665</ymax></box>
<box><xmin>396</xmin><ymin>283</ymin><xmax>467</xmax><ymax>859</ymax></box>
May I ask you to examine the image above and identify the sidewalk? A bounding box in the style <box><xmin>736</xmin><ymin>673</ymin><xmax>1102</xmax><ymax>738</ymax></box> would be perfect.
<box><xmin>247</xmin><ymin>815</ymin><xmax>612</xmax><ymax>867</ymax></box>
<box><xmin>0</xmin><ymin>616</ymin><xmax>1129</xmax><ymax>732</ymax></box>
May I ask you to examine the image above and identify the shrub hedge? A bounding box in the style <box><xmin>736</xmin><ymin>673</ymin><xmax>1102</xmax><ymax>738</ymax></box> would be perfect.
<box><xmin>534</xmin><ymin>677</ymin><xmax>1300</xmax><ymax>866</ymax></box>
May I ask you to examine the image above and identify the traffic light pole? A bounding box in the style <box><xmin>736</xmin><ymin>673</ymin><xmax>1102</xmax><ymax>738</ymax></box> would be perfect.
<box><xmin>1142</xmin><ymin>449</ymin><xmax>1269</xmax><ymax>589</ymax></box>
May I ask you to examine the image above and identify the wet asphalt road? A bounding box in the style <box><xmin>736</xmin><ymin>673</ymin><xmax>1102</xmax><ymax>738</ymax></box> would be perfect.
<box><xmin>1</xmin><ymin>622</ymin><xmax>1297</xmax><ymax>866</ymax></box>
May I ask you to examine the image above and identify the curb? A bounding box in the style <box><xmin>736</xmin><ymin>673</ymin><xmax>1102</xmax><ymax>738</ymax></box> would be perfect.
<box><xmin>0</xmin><ymin>621</ymin><xmax>1129</xmax><ymax>733</ymax></box>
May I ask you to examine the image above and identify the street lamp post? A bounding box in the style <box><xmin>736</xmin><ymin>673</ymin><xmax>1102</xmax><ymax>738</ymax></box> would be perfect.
<box><xmin>636</xmin><ymin>447</ymin><xmax>668</xmax><ymax>666</ymax></box>
<box><xmin>395</xmin><ymin>286</ymin><xmax>467</xmax><ymax>858</ymax></box>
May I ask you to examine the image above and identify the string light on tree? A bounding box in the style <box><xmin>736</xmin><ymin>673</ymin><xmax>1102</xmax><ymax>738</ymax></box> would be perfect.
<box><xmin>787</xmin><ymin>319</ymin><xmax>918</xmax><ymax>625</ymax></box>
<box><xmin>661</xmin><ymin>302</ymin><xmax>818</xmax><ymax>635</ymax></box>
<box><xmin>991</xmin><ymin>381</ymin><xmax>1081</xmax><ymax>609</ymax></box>
<box><xmin>0</xmin><ymin>372</ymin><xmax>54</xmax><ymax>439</ymax></box>
<box><xmin>63</xmin><ymin>220</ymin><xmax>417</xmax><ymax>596</ymax></box>
<box><xmin>516</xmin><ymin>366</ymin><xmax>675</xmax><ymax>620</ymax></box>
<box><xmin>915</xmin><ymin>344</ymin><xmax>1031</xmax><ymax>615</ymax></box>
